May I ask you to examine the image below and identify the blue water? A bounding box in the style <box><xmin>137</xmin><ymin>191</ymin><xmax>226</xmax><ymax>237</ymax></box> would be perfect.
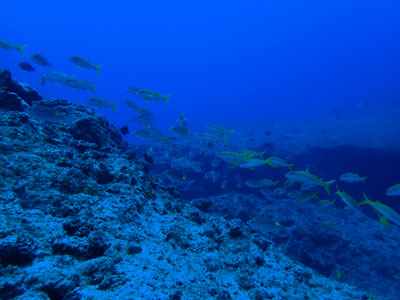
<box><xmin>2</xmin><ymin>2</ymin><xmax>400</xmax><ymax>298</ymax></box>
<box><xmin>2</xmin><ymin>0</ymin><xmax>400</xmax><ymax>133</ymax></box>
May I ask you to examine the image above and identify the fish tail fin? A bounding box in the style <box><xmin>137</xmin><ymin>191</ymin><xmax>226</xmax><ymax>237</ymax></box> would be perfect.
<box><xmin>95</xmin><ymin>64</ymin><xmax>101</xmax><ymax>75</ymax></box>
<box><xmin>377</xmin><ymin>214</ymin><xmax>391</xmax><ymax>232</ymax></box>
<box><xmin>265</xmin><ymin>157</ymin><xmax>275</xmax><ymax>168</ymax></box>
<box><xmin>89</xmin><ymin>84</ymin><xmax>96</xmax><ymax>94</ymax></box>
<box><xmin>323</xmin><ymin>180</ymin><xmax>335</xmax><ymax>194</ymax></box>
<box><xmin>312</xmin><ymin>191</ymin><xmax>320</xmax><ymax>200</ymax></box>
<box><xmin>288</xmin><ymin>163</ymin><xmax>294</xmax><ymax>171</ymax></box>
<box><xmin>362</xmin><ymin>177</ymin><xmax>368</xmax><ymax>185</ymax></box>
<box><xmin>111</xmin><ymin>102</ymin><xmax>118</xmax><ymax>112</ymax></box>
<box><xmin>360</xmin><ymin>193</ymin><xmax>372</xmax><ymax>205</ymax></box>
<box><xmin>228</xmin><ymin>129</ymin><xmax>235</xmax><ymax>138</ymax></box>
<box><xmin>163</xmin><ymin>94</ymin><xmax>170</xmax><ymax>104</ymax></box>
<box><xmin>274</xmin><ymin>181</ymin><xmax>279</xmax><ymax>186</ymax></box>
<box><xmin>284</xmin><ymin>178</ymin><xmax>292</xmax><ymax>186</ymax></box>
<box><xmin>325</xmin><ymin>180</ymin><xmax>336</xmax><ymax>186</ymax></box>
<box><xmin>17</xmin><ymin>44</ymin><xmax>28</xmax><ymax>56</ymax></box>
<box><xmin>335</xmin><ymin>183</ymin><xmax>340</xmax><ymax>193</ymax></box>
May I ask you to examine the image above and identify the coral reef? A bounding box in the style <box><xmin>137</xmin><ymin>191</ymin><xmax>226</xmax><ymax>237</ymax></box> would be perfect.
<box><xmin>0</xmin><ymin>71</ymin><xmax>384</xmax><ymax>299</ymax></box>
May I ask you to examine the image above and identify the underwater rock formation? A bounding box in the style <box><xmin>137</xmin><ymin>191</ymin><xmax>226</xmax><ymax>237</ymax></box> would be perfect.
<box><xmin>233</xmin><ymin>108</ymin><xmax>400</xmax><ymax>157</ymax></box>
<box><xmin>192</xmin><ymin>192</ymin><xmax>400</xmax><ymax>299</ymax></box>
<box><xmin>0</xmin><ymin>71</ymin><xmax>384</xmax><ymax>299</ymax></box>
<box><xmin>0</xmin><ymin>69</ymin><xmax>42</xmax><ymax>109</ymax></box>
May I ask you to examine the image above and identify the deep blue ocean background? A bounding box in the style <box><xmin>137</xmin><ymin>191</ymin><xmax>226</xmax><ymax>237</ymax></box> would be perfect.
<box><xmin>2</xmin><ymin>0</ymin><xmax>400</xmax><ymax>132</ymax></box>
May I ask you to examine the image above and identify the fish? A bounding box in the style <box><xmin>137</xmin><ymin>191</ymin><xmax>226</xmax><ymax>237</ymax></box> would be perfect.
<box><xmin>127</xmin><ymin>86</ymin><xmax>170</xmax><ymax>104</ymax></box>
<box><xmin>132</xmin><ymin>129</ymin><xmax>161</xmax><ymax>141</ymax></box>
<box><xmin>244</xmin><ymin>179</ymin><xmax>265</xmax><ymax>188</ymax></box>
<box><xmin>19</xmin><ymin>62</ymin><xmax>35</xmax><ymax>72</ymax></box>
<box><xmin>63</xmin><ymin>78</ymin><xmax>96</xmax><ymax>93</ymax></box>
<box><xmin>145</xmin><ymin>126</ymin><xmax>164</xmax><ymax>139</ymax></box>
<box><xmin>361</xmin><ymin>193</ymin><xmax>400</xmax><ymax>226</ymax></box>
<box><xmin>200</xmin><ymin>133</ymin><xmax>228</xmax><ymax>144</ymax></box>
<box><xmin>377</xmin><ymin>213</ymin><xmax>391</xmax><ymax>232</ymax></box>
<box><xmin>136</xmin><ymin>89</ymin><xmax>170</xmax><ymax>104</ymax></box>
<box><xmin>216</xmin><ymin>151</ymin><xmax>245</xmax><ymax>162</ymax></box>
<box><xmin>126</xmin><ymin>86</ymin><xmax>141</xmax><ymax>95</ymax></box>
<box><xmin>286</xmin><ymin>190</ymin><xmax>301</xmax><ymax>199</ymax></box>
<box><xmin>132</xmin><ymin>114</ymin><xmax>154</xmax><ymax>127</ymax></box>
<box><xmin>336</xmin><ymin>270</ymin><xmax>342</xmax><ymax>280</ymax></box>
<box><xmin>87</xmin><ymin>97</ymin><xmax>117</xmax><ymax>111</ymax></box>
<box><xmin>240</xmin><ymin>149</ymin><xmax>265</xmax><ymax>159</ymax></box>
<box><xmin>40</xmin><ymin>71</ymin><xmax>69</xmax><ymax>86</ymax></box>
<box><xmin>206</xmin><ymin>124</ymin><xmax>234</xmax><ymax>138</ymax></box>
<box><xmin>125</xmin><ymin>101</ymin><xmax>153</xmax><ymax>118</ymax></box>
<box><xmin>247</xmin><ymin>215</ymin><xmax>286</xmax><ymax>236</ymax></box>
<box><xmin>300</xmin><ymin>183</ymin><xmax>315</xmax><ymax>191</ymax></box>
<box><xmin>163</xmin><ymin>169</ymin><xmax>187</xmax><ymax>186</ymax></box>
<box><xmin>178</xmin><ymin>112</ymin><xmax>188</xmax><ymax>127</ymax></box>
<box><xmin>239</xmin><ymin>159</ymin><xmax>268</xmax><ymax>169</ymax></box>
<box><xmin>339</xmin><ymin>173</ymin><xmax>367</xmax><ymax>184</ymax></box>
<box><xmin>245</xmin><ymin>179</ymin><xmax>279</xmax><ymax>189</ymax></box>
<box><xmin>335</xmin><ymin>185</ymin><xmax>360</xmax><ymax>211</ymax></box>
<box><xmin>266</xmin><ymin>156</ymin><xmax>293</xmax><ymax>170</ymax></box>
<box><xmin>120</xmin><ymin>126</ymin><xmax>129</xmax><ymax>135</ymax></box>
<box><xmin>172</xmin><ymin>157</ymin><xmax>201</xmax><ymax>173</ymax></box>
<box><xmin>285</xmin><ymin>170</ymin><xmax>335</xmax><ymax>194</ymax></box>
<box><xmin>169</xmin><ymin>125</ymin><xmax>191</xmax><ymax>136</ymax></box>
<box><xmin>0</xmin><ymin>40</ymin><xmax>27</xmax><ymax>55</ymax></box>
<box><xmin>260</xmin><ymin>179</ymin><xmax>279</xmax><ymax>187</ymax></box>
<box><xmin>315</xmin><ymin>199</ymin><xmax>335</xmax><ymax>208</ymax></box>
<box><xmin>159</xmin><ymin>136</ymin><xmax>177</xmax><ymax>145</ymax></box>
<box><xmin>69</xmin><ymin>56</ymin><xmax>101</xmax><ymax>75</ymax></box>
<box><xmin>31</xmin><ymin>104</ymin><xmax>66</xmax><ymax>123</ymax></box>
<box><xmin>221</xmin><ymin>179</ymin><xmax>228</xmax><ymax>189</ymax></box>
<box><xmin>124</xmin><ymin>99</ymin><xmax>141</xmax><ymax>110</ymax></box>
<box><xmin>30</xmin><ymin>53</ymin><xmax>52</xmax><ymax>67</ymax></box>
<box><xmin>273</xmin><ymin>187</ymin><xmax>287</xmax><ymax>196</ymax></box>
<box><xmin>131</xmin><ymin>108</ymin><xmax>154</xmax><ymax>127</ymax></box>
<box><xmin>386</xmin><ymin>183</ymin><xmax>400</xmax><ymax>196</ymax></box>
<box><xmin>298</xmin><ymin>191</ymin><xmax>319</xmax><ymax>204</ymax></box>
<box><xmin>39</xmin><ymin>72</ymin><xmax>96</xmax><ymax>93</ymax></box>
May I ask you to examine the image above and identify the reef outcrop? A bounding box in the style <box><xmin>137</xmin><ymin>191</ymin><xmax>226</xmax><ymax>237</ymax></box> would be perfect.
<box><xmin>0</xmin><ymin>71</ymin><xmax>381</xmax><ymax>299</ymax></box>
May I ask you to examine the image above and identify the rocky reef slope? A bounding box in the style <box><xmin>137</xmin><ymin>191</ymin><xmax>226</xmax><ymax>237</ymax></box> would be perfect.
<box><xmin>232</xmin><ymin>103</ymin><xmax>400</xmax><ymax>157</ymax></box>
<box><xmin>0</xmin><ymin>70</ymin><xmax>379</xmax><ymax>299</ymax></box>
